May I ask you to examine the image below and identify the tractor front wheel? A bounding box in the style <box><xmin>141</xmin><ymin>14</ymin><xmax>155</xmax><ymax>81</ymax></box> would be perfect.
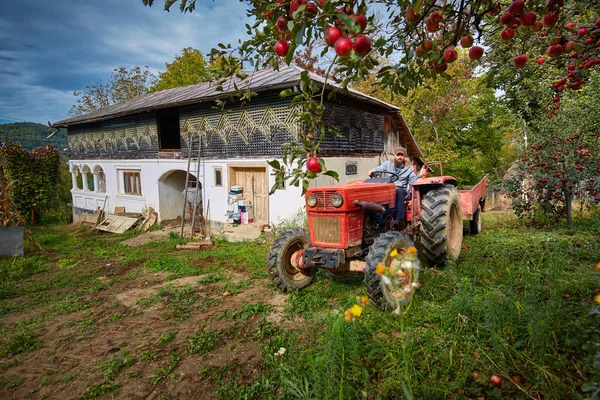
<box><xmin>419</xmin><ymin>185</ymin><xmax>463</xmax><ymax>266</ymax></box>
<box><xmin>364</xmin><ymin>231</ymin><xmax>418</xmax><ymax>311</ymax></box>
<box><xmin>267</xmin><ymin>228</ymin><xmax>316</xmax><ymax>291</ymax></box>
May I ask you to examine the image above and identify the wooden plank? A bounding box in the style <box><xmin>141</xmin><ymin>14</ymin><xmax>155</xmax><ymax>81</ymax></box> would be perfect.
<box><xmin>95</xmin><ymin>215</ymin><xmax>139</xmax><ymax>233</ymax></box>
<box><xmin>114</xmin><ymin>206</ymin><xmax>126</xmax><ymax>214</ymax></box>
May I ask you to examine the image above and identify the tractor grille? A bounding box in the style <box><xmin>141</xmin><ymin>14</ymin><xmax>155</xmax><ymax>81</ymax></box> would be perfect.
<box><xmin>313</xmin><ymin>190</ymin><xmax>338</xmax><ymax>210</ymax></box>
<box><xmin>313</xmin><ymin>216</ymin><xmax>341</xmax><ymax>244</ymax></box>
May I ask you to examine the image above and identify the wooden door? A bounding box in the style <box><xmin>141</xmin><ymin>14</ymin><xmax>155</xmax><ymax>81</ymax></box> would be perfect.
<box><xmin>228</xmin><ymin>165</ymin><xmax>269</xmax><ymax>224</ymax></box>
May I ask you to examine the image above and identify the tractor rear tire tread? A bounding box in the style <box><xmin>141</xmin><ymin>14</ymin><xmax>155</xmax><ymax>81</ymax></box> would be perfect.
<box><xmin>419</xmin><ymin>185</ymin><xmax>463</xmax><ymax>267</ymax></box>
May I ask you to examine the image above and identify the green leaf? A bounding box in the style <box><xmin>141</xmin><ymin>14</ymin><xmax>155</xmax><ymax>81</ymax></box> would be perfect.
<box><xmin>323</xmin><ymin>170</ymin><xmax>340</xmax><ymax>181</ymax></box>
<box><xmin>267</xmin><ymin>159</ymin><xmax>281</xmax><ymax>169</ymax></box>
<box><xmin>339</xmin><ymin>14</ymin><xmax>360</xmax><ymax>35</ymax></box>
<box><xmin>280</xmin><ymin>89</ymin><xmax>295</xmax><ymax>97</ymax></box>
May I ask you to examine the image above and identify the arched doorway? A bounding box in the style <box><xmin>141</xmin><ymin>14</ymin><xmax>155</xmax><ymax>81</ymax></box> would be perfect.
<box><xmin>157</xmin><ymin>170</ymin><xmax>199</xmax><ymax>221</ymax></box>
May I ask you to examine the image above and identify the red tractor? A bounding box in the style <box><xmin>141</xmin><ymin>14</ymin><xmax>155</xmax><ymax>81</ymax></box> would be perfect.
<box><xmin>266</xmin><ymin>162</ymin><xmax>487</xmax><ymax>310</ymax></box>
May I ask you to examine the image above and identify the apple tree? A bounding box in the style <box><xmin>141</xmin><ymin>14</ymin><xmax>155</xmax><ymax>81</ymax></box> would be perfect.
<box><xmin>143</xmin><ymin>0</ymin><xmax>600</xmax><ymax>195</ymax></box>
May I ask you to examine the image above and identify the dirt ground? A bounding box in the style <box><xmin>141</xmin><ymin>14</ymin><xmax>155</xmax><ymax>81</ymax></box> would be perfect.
<box><xmin>0</xmin><ymin>238</ymin><xmax>298</xmax><ymax>400</ymax></box>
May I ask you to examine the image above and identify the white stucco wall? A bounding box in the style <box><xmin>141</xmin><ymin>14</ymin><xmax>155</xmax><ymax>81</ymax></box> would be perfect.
<box><xmin>69</xmin><ymin>158</ymin><xmax>306</xmax><ymax>225</ymax></box>
<box><xmin>69</xmin><ymin>155</ymin><xmax>383</xmax><ymax>226</ymax></box>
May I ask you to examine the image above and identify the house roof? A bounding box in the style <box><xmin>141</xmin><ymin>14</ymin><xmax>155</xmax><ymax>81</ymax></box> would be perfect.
<box><xmin>53</xmin><ymin>64</ymin><xmax>423</xmax><ymax>157</ymax></box>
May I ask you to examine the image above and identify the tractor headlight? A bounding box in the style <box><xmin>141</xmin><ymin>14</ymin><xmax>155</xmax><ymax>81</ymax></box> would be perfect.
<box><xmin>331</xmin><ymin>194</ymin><xmax>343</xmax><ymax>208</ymax></box>
<box><xmin>306</xmin><ymin>194</ymin><xmax>318</xmax><ymax>207</ymax></box>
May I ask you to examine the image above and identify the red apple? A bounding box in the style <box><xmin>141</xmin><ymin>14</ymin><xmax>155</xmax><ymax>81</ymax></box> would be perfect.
<box><xmin>324</xmin><ymin>26</ymin><xmax>343</xmax><ymax>46</ymax></box>
<box><xmin>565</xmin><ymin>22</ymin><xmax>575</xmax><ymax>29</ymax></box>
<box><xmin>596</xmin><ymin>18</ymin><xmax>600</xmax><ymax>27</ymax></box>
<box><xmin>547</xmin><ymin>44</ymin><xmax>564</xmax><ymax>57</ymax></box>
<box><xmin>514</xmin><ymin>54</ymin><xmax>528</xmax><ymax>68</ymax></box>
<box><xmin>353</xmin><ymin>34</ymin><xmax>371</xmax><ymax>57</ymax></box>
<box><xmin>500</xmin><ymin>29</ymin><xmax>515</xmax><ymax>40</ymax></box>
<box><xmin>274</xmin><ymin>40</ymin><xmax>289</xmax><ymax>56</ymax></box>
<box><xmin>578</xmin><ymin>28</ymin><xmax>588</xmax><ymax>36</ymax></box>
<box><xmin>564</xmin><ymin>40</ymin><xmax>576</xmax><ymax>51</ymax></box>
<box><xmin>544</xmin><ymin>13</ymin><xmax>558</xmax><ymax>27</ymax></box>
<box><xmin>552</xmin><ymin>96</ymin><xmax>560</xmax><ymax>102</ymax></box>
<box><xmin>508</xmin><ymin>0</ymin><xmax>525</xmax><ymax>15</ymax></box>
<box><xmin>460</xmin><ymin>35</ymin><xmax>474</xmax><ymax>48</ymax></box>
<box><xmin>490</xmin><ymin>375</ymin><xmax>502</xmax><ymax>387</ymax></box>
<box><xmin>406</xmin><ymin>8</ymin><xmax>420</xmax><ymax>23</ymax></box>
<box><xmin>350</xmin><ymin>13</ymin><xmax>367</xmax><ymax>33</ymax></box>
<box><xmin>443</xmin><ymin>48</ymin><xmax>458</xmax><ymax>63</ymax></box>
<box><xmin>422</xmin><ymin>39</ymin><xmax>433</xmax><ymax>52</ymax></box>
<box><xmin>531</xmin><ymin>21</ymin><xmax>544</xmax><ymax>31</ymax></box>
<box><xmin>429</xmin><ymin>11</ymin><xmax>442</xmax><ymax>24</ymax></box>
<box><xmin>276</xmin><ymin>15</ymin><xmax>288</xmax><ymax>32</ymax></box>
<box><xmin>426</xmin><ymin>22</ymin><xmax>440</xmax><ymax>32</ymax></box>
<box><xmin>469</xmin><ymin>46</ymin><xmax>484</xmax><ymax>60</ymax></box>
<box><xmin>537</xmin><ymin>57</ymin><xmax>545</xmax><ymax>64</ymax></box>
<box><xmin>433</xmin><ymin>61</ymin><xmax>448</xmax><ymax>73</ymax></box>
<box><xmin>500</xmin><ymin>12</ymin><xmax>514</xmax><ymax>25</ymax></box>
<box><xmin>306</xmin><ymin>156</ymin><xmax>321</xmax><ymax>172</ymax></box>
<box><xmin>522</xmin><ymin>12</ymin><xmax>537</xmax><ymax>26</ymax></box>
<box><xmin>306</xmin><ymin>2</ymin><xmax>318</xmax><ymax>17</ymax></box>
<box><xmin>334</xmin><ymin>36</ymin><xmax>353</xmax><ymax>58</ymax></box>
<box><xmin>316</xmin><ymin>0</ymin><xmax>324</xmax><ymax>7</ymax></box>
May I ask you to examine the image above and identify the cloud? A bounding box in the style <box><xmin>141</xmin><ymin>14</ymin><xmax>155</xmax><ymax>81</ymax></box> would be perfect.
<box><xmin>0</xmin><ymin>0</ymin><xmax>253</xmax><ymax>124</ymax></box>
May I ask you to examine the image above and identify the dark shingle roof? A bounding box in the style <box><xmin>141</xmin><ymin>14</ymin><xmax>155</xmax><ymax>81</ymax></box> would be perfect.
<box><xmin>53</xmin><ymin>65</ymin><xmax>398</xmax><ymax>127</ymax></box>
<box><xmin>53</xmin><ymin>64</ymin><xmax>422</xmax><ymax>158</ymax></box>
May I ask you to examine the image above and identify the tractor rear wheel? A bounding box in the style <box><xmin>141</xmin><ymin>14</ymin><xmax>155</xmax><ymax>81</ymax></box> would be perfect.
<box><xmin>364</xmin><ymin>232</ymin><xmax>418</xmax><ymax>311</ymax></box>
<box><xmin>267</xmin><ymin>228</ymin><xmax>316</xmax><ymax>291</ymax></box>
<box><xmin>419</xmin><ymin>185</ymin><xmax>463</xmax><ymax>266</ymax></box>
<box><xmin>470</xmin><ymin>204</ymin><xmax>483</xmax><ymax>234</ymax></box>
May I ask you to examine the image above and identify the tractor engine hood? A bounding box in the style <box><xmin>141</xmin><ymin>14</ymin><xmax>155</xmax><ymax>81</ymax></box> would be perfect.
<box><xmin>304</xmin><ymin>181</ymin><xmax>396</xmax><ymax>213</ymax></box>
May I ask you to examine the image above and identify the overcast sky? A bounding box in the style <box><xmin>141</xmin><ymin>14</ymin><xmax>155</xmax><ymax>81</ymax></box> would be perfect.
<box><xmin>0</xmin><ymin>0</ymin><xmax>252</xmax><ymax>125</ymax></box>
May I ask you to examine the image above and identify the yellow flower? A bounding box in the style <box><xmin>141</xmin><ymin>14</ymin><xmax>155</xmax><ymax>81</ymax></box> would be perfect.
<box><xmin>344</xmin><ymin>309</ymin><xmax>353</xmax><ymax>322</ymax></box>
<box><xmin>376</xmin><ymin>262</ymin><xmax>385</xmax><ymax>275</ymax></box>
<box><xmin>390</xmin><ymin>249</ymin><xmax>398</xmax><ymax>258</ymax></box>
<box><xmin>408</xmin><ymin>246</ymin><xmax>417</xmax><ymax>257</ymax></box>
<box><xmin>360</xmin><ymin>296</ymin><xmax>369</xmax><ymax>305</ymax></box>
<box><xmin>595</xmin><ymin>294</ymin><xmax>600</xmax><ymax>304</ymax></box>
<box><xmin>350</xmin><ymin>304</ymin><xmax>363</xmax><ymax>317</ymax></box>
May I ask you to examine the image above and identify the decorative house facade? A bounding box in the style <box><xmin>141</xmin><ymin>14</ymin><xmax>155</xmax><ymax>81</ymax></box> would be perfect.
<box><xmin>53</xmin><ymin>65</ymin><xmax>423</xmax><ymax>228</ymax></box>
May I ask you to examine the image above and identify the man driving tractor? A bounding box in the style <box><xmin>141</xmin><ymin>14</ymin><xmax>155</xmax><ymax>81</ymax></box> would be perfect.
<box><xmin>368</xmin><ymin>147</ymin><xmax>427</xmax><ymax>229</ymax></box>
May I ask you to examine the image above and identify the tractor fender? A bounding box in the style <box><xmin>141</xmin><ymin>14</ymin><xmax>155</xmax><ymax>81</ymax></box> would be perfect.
<box><xmin>412</xmin><ymin>176</ymin><xmax>458</xmax><ymax>188</ymax></box>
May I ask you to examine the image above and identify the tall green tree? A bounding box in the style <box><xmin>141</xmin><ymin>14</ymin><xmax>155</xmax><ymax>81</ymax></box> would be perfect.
<box><xmin>69</xmin><ymin>66</ymin><xmax>156</xmax><ymax>116</ymax></box>
<box><xmin>150</xmin><ymin>47</ymin><xmax>231</xmax><ymax>91</ymax></box>
<box><xmin>353</xmin><ymin>58</ymin><xmax>519</xmax><ymax>185</ymax></box>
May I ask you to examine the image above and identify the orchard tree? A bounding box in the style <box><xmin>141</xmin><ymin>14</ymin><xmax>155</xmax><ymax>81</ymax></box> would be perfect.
<box><xmin>143</xmin><ymin>0</ymin><xmax>600</xmax><ymax>195</ymax></box>
<box><xmin>69</xmin><ymin>66</ymin><xmax>156</xmax><ymax>116</ymax></box>
<box><xmin>505</xmin><ymin>69</ymin><xmax>600</xmax><ymax>225</ymax></box>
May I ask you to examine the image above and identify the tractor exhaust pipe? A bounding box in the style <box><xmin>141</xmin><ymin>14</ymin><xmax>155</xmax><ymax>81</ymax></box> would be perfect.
<box><xmin>352</xmin><ymin>200</ymin><xmax>385</xmax><ymax>214</ymax></box>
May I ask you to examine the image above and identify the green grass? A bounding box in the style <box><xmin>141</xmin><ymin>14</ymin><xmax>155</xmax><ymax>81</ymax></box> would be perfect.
<box><xmin>1</xmin><ymin>212</ymin><xmax>597</xmax><ymax>399</ymax></box>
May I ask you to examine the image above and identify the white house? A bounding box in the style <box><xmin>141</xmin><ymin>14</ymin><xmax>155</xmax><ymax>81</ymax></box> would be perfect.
<box><xmin>52</xmin><ymin>65</ymin><xmax>423</xmax><ymax>230</ymax></box>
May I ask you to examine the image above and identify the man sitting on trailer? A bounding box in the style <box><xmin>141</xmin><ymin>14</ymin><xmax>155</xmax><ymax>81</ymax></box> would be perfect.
<box><xmin>368</xmin><ymin>147</ymin><xmax>426</xmax><ymax>229</ymax></box>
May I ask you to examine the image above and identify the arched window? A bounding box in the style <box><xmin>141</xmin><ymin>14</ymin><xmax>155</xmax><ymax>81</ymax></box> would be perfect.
<box><xmin>93</xmin><ymin>165</ymin><xmax>106</xmax><ymax>193</ymax></box>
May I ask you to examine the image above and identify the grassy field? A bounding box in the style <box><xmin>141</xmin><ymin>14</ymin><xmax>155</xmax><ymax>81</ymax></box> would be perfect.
<box><xmin>0</xmin><ymin>211</ymin><xmax>599</xmax><ymax>399</ymax></box>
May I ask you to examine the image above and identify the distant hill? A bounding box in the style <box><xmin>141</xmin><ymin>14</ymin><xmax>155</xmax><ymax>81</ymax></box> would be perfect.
<box><xmin>0</xmin><ymin>122</ymin><xmax>68</xmax><ymax>152</ymax></box>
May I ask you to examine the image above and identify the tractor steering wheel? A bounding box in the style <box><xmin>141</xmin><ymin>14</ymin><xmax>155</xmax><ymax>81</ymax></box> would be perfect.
<box><xmin>371</xmin><ymin>171</ymin><xmax>399</xmax><ymax>182</ymax></box>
